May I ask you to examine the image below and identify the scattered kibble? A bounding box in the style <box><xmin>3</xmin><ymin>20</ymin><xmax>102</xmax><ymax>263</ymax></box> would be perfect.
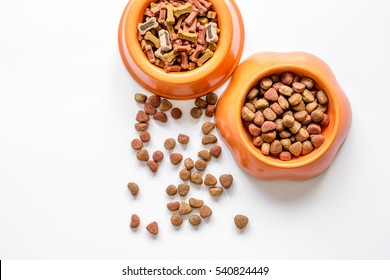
<box><xmin>171</xmin><ymin>107</ymin><xmax>182</xmax><ymax>119</ymax></box>
<box><xmin>139</xmin><ymin>131</ymin><xmax>151</xmax><ymax>142</ymax></box>
<box><xmin>167</xmin><ymin>201</ymin><xmax>180</xmax><ymax>211</ymax></box>
<box><xmin>134</xmin><ymin>93</ymin><xmax>147</xmax><ymax>104</ymax></box>
<box><xmin>179</xmin><ymin>169</ymin><xmax>191</xmax><ymax>181</ymax></box>
<box><xmin>190</xmin><ymin>107</ymin><xmax>203</xmax><ymax>119</ymax></box>
<box><xmin>136</xmin><ymin>149</ymin><xmax>149</xmax><ymax>161</ymax></box>
<box><xmin>219</xmin><ymin>174</ymin><xmax>233</xmax><ymax>189</ymax></box>
<box><xmin>159</xmin><ymin>99</ymin><xmax>172</xmax><ymax>111</ymax></box>
<box><xmin>189</xmin><ymin>214</ymin><xmax>201</xmax><ymax>226</ymax></box>
<box><xmin>210</xmin><ymin>146</ymin><xmax>221</xmax><ymax>158</ymax></box>
<box><xmin>202</xmin><ymin>134</ymin><xmax>217</xmax><ymax>145</ymax></box>
<box><xmin>199</xmin><ymin>205</ymin><xmax>212</xmax><ymax>218</ymax></box>
<box><xmin>198</xmin><ymin>150</ymin><xmax>211</xmax><ymax>161</ymax></box>
<box><xmin>170</xmin><ymin>153</ymin><xmax>183</xmax><ymax>165</ymax></box>
<box><xmin>178</xmin><ymin>134</ymin><xmax>190</xmax><ymax>144</ymax></box>
<box><xmin>179</xmin><ymin>202</ymin><xmax>192</xmax><ymax>215</ymax></box>
<box><xmin>204</xmin><ymin>173</ymin><xmax>217</xmax><ymax>186</ymax></box>
<box><xmin>127</xmin><ymin>182</ymin><xmax>139</xmax><ymax>197</ymax></box>
<box><xmin>147</xmin><ymin>160</ymin><xmax>158</xmax><ymax>173</ymax></box>
<box><xmin>130</xmin><ymin>214</ymin><xmax>140</xmax><ymax>229</ymax></box>
<box><xmin>178</xmin><ymin>183</ymin><xmax>190</xmax><ymax>196</ymax></box>
<box><xmin>234</xmin><ymin>215</ymin><xmax>249</xmax><ymax>229</ymax></box>
<box><xmin>189</xmin><ymin>198</ymin><xmax>204</xmax><ymax>208</ymax></box>
<box><xmin>171</xmin><ymin>214</ymin><xmax>183</xmax><ymax>226</ymax></box>
<box><xmin>184</xmin><ymin>158</ymin><xmax>195</xmax><ymax>170</ymax></box>
<box><xmin>209</xmin><ymin>187</ymin><xmax>223</xmax><ymax>197</ymax></box>
<box><xmin>190</xmin><ymin>172</ymin><xmax>203</xmax><ymax>185</ymax></box>
<box><xmin>194</xmin><ymin>159</ymin><xmax>207</xmax><ymax>171</ymax></box>
<box><xmin>164</xmin><ymin>138</ymin><xmax>176</xmax><ymax>150</ymax></box>
<box><xmin>201</xmin><ymin>121</ymin><xmax>215</xmax><ymax>135</ymax></box>
<box><xmin>146</xmin><ymin>221</ymin><xmax>159</xmax><ymax>235</ymax></box>
<box><xmin>131</xmin><ymin>139</ymin><xmax>143</xmax><ymax>150</ymax></box>
<box><xmin>152</xmin><ymin>150</ymin><xmax>164</xmax><ymax>162</ymax></box>
<box><xmin>166</xmin><ymin>184</ymin><xmax>178</xmax><ymax>196</ymax></box>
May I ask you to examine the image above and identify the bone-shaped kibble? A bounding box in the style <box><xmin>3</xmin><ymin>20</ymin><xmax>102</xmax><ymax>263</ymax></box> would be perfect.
<box><xmin>173</xmin><ymin>3</ymin><xmax>193</xmax><ymax>18</ymax></box>
<box><xmin>189</xmin><ymin>44</ymin><xmax>205</xmax><ymax>62</ymax></box>
<box><xmin>155</xmin><ymin>48</ymin><xmax>173</xmax><ymax>65</ymax></box>
<box><xmin>188</xmin><ymin>0</ymin><xmax>207</xmax><ymax>14</ymax></box>
<box><xmin>165</xmin><ymin>4</ymin><xmax>175</xmax><ymax>25</ymax></box>
<box><xmin>158</xmin><ymin>29</ymin><xmax>172</xmax><ymax>51</ymax></box>
<box><xmin>144</xmin><ymin>31</ymin><xmax>161</xmax><ymax>48</ymax></box>
<box><xmin>184</xmin><ymin>9</ymin><xmax>200</xmax><ymax>26</ymax></box>
<box><xmin>205</xmin><ymin>22</ymin><xmax>218</xmax><ymax>43</ymax></box>
<box><xmin>196</xmin><ymin>48</ymin><xmax>213</xmax><ymax>66</ymax></box>
<box><xmin>138</xmin><ymin>17</ymin><xmax>159</xmax><ymax>35</ymax></box>
<box><xmin>178</xmin><ymin>29</ymin><xmax>198</xmax><ymax>43</ymax></box>
<box><xmin>145</xmin><ymin>45</ymin><xmax>156</xmax><ymax>64</ymax></box>
<box><xmin>164</xmin><ymin>65</ymin><xmax>182</xmax><ymax>72</ymax></box>
<box><xmin>207</xmin><ymin>42</ymin><xmax>217</xmax><ymax>51</ymax></box>
<box><xmin>158</xmin><ymin>3</ymin><xmax>167</xmax><ymax>24</ymax></box>
<box><xmin>197</xmin><ymin>25</ymin><xmax>206</xmax><ymax>44</ymax></box>
<box><xmin>174</xmin><ymin>44</ymin><xmax>191</xmax><ymax>52</ymax></box>
<box><xmin>164</xmin><ymin>21</ymin><xmax>175</xmax><ymax>35</ymax></box>
<box><xmin>197</xmin><ymin>17</ymin><xmax>209</xmax><ymax>25</ymax></box>
<box><xmin>206</xmin><ymin>11</ymin><xmax>216</xmax><ymax>19</ymax></box>
<box><xmin>163</xmin><ymin>50</ymin><xmax>180</xmax><ymax>63</ymax></box>
<box><xmin>198</xmin><ymin>0</ymin><xmax>213</xmax><ymax>9</ymax></box>
<box><xmin>188</xmin><ymin>18</ymin><xmax>198</xmax><ymax>33</ymax></box>
<box><xmin>180</xmin><ymin>52</ymin><xmax>189</xmax><ymax>69</ymax></box>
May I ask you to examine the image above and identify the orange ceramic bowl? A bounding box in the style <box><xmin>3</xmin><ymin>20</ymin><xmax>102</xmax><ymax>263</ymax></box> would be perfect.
<box><xmin>215</xmin><ymin>52</ymin><xmax>352</xmax><ymax>180</ymax></box>
<box><xmin>118</xmin><ymin>0</ymin><xmax>245</xmax><ymax>99</ymax></box>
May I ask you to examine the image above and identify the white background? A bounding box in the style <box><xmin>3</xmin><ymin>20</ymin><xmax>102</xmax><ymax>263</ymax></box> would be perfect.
<box><xmin>1</xmin><ymin>0</ymin><xmax>389</xmax><ymax>259</ymax></box>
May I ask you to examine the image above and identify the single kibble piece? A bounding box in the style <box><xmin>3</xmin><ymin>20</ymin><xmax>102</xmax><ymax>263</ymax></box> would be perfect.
<box><xmin>136</xmin><ymin>149</ymin><xmax>149</xmax><ymax>161</ymax></box>
<box><xmin>153</xmin><ymin>112</ymin><xmax>168</xmax><ymax>123</ymax></box>
<box><xmin>190</xmin><ymin>107</ymin><xmax>203</xmax><ymax>119</ymax></box>
<box><xmin>159</xmin><ymin>99</ymin><xmax>172</xmax><ymax>111</ymax></box>
<box><xmin>219</xmin><ymin>174</ymin><xmax>233</xmax><ymax>189</ymax></box>
<box><xmin>195</xmin><ymin>97</ymin><xmax>208</xmax><ymax>109</ymax></box>
<box><xmin>260</xmin><ymin>77</ymin><xmax>273</xmax><ymax>90</ymax></box>
<box><xmin>147</xmin><ymin>95</ymin><xmax>161</xmax><ymax>108</ymax></box>
<box><xmin>310</xmin><ymin>134</ymin><xmax>325</xmax><ymax>148</ymax></box>
<box><xmin>204</xmin><ymin>173</ymin><xmax>217</xmax><ymax>186</ymax></box>
<box><xmin>263</xmin><ymin>108</ymin><xmax>277</xmax><ymax>121</ymax></box>
<box><xmin>134</xmin><ymin>93</ymin><xmax>147</xmax><ymax>104</ymax></box>
<box><xmin>262</xmin><ymin>130</ymin><xmax>277</xmax><ymax>143</ymax></box>
<box><xmin>300</xmin><ymin>77</ymin><xmax>315</xmax><ymax>89</ymax></box>
<box><xmin>295</xmin><ymin>128</ymin><xmax>310</xmax><ymax>142</ymax></box>
<box><xmin>139</xmin><ymin>131</ymin><xmax>151</xmax><ymax>142</ymax></box>
<box><xmin>178</xmin><ymin>183</ymin><xmax>190</xmax><ymax>196</ymax></box>
<box><xmin>198</xmin><ymin>150</ymin><xmax>211</xmax><ymax>161</ymax></box>
<box><xmin>195</xmin><ymin>159</ymin><xmax>207</xmax><ymax>171</ymax></box>
<box><xmin>294</xmin><ymin>110</ymin><xmax>308</xmax><ymax>122</ymax></box>
<box><xmin>209</xmin><ymin>187</ymin><xmax>223</xmax><ymax>197</ymax></box>
<box><xmin>171</xmin><ymin>108</ymin><xmax>182</xmax><ymax>119</ymax></box>
<box><xmin>184</xmin><ymin>158</ymin><xmax>195</xmax><ymax>170</ymax></box>
<box><xmin>206</xmin><ymin>92</ymin><xmax>218</xmax><ymax>105</ymax></box>
<box><xmin>146</xmin><ymin>221</ymin><xmax>159</xmax><ymax>235</ymax></box>
<box><xmin>189</xmin><ymin>215</ymin><xmax>202</xmax><ymax>226</ymax></box>
<box><xmin>164</xmin><ymin>138</ymin><xmax>176</xmax><ymax>150</ymax></box>
<box><xmin>179</xmin><ymin>169</ymin><xmax>191</xmax><ymax>181</ymax></box>
<box><xmin>127</xmin><ymin>182</ymin><xmax>139</xmax><ymax>196</ymax></box>
<box><xmin>234</xmin><ymin>215</ymin><xmax>249</xmax><ymax>229</ymax></box>
<box><xmin>167</xmin><ymin>201</ymin><xmax>180</xmax><ymax>211</ymax></box>
<box><xmin>248</xmin><ymin>123</ymin><xmax>261</xmax><ymax>136</ymax></box>
<box><xmin>270</xmin><ymin>140</ymin><xmax>283</xmax><ymax>155</ymax></box>
<box><xmin>130</xmin><ymin>214</ymin><xmax>140</xmax><ymax>229</ymax></box>
<box><xmin>253</xmin><ymin>111</ymin><xmax>265</xmax><ymax>126</ymax></box>
<box><xmin>302</xmin><ymin>140</ymin><xmax>314</xmax><ymax>155</ymax></box>
<box><xmin>321</xmin><ymin>114</ymin><xmax>330</xmax><ymax>127</ymax></box>
<box><xmin>261</xmin><ymin>142</ymin><xmax>270</xmax><ymax>155</ymax></box>
<box><xmin>144</xmin><ymin>102</ymin><xmax>157</xmax><ymax>115</ymax></box>
<box><xmin>178</xmin><ymin>134</ymin><xmax>190</xmax><ymax>144</ymax></box>
<box><xmin>131</xmin><ymin>139</ymin><xmax>143</xmax><ymax>150</ymax></box>
<box><xmin>190</xmin><ymin>172</ymin><xmax>203</xmax><ymax>185</ymax></box>
<box><xmin>147</xmin><ymin>160</ymin><xmax>158</xmax><ymax>173</ymax></box>
<box><xmin>200</xmin><ymin>205</ymin><xmax>212</xmax><ymax>218</ymax></box>
<box><xmin>189</xmin><ymin>198</ymin><xmax>204</xmax><ymax>208</ymax></box>
<box><xmin>166</xmin><ymin>184</ymin><xmax>177</xmax><ymax>196</ymax></box>
<box><xmin>264</xmin><ymin>88</ymin><xmax>278</xmax><ymax>102</ymax></box>
<box><xmin>279</xmin><ymin>151</ymin><xmax>292</xmax><ymax>161</ymax></box>
<box><xmin>202</xmin><ymin>134</ymin><xmax>217</xmax><ymax>145</ymax></box>
<box><xmin>210</xmin><ymin>146</ymin><xmax>222</xmax><ymax>158</ymax></box>
<box><xmin>281</xmin><ymin>72</ymin><xmax>294</xmax><ymax>85</ymax></box>
<box><xmin>171</xmin><ymin>214</ymin><xmax>183</xmax><ymax>226</ymax></box>
<box><xmin>136</xmin><ymin>110</ymin><xmax>150</xmax><ymax>123</ymax></box>
<box><xmin>170</xmin><ymin>153</ymin><xmax>183</xmax><ymax>165</ymax></box>
<box><xmin>134</xmin><ymin>122</ymin><xmax>149</xmax><ymax>131</ymax></box>
<box><xmin>292</xmin><ymin>82</ymin><xmax>305</xmax><ymax>93</ymax></box>
<box><xmin>247</xmin><ymin>87</ymin><xmax>259</xmax><ymax>99</ymax></box>
<box><xmin>179</xmin><ymin>202</ymin><xmax>192</xmax><ymax>215</ymax></box>
<box><xmin>152</xmin><ymin>150</ymin><xmax>164</xmax><ymax>162</ymax></box>
<box><xmin>241</xmin><ymin>106</ymin><xmax>255</xmax><ymax>121</ymax></box>
<box><xmin>316</xmin><ymin>90</ymin><xmax>328</xmax><ymax>105</ymax></box>
<box><xmin>261</xmin><ymin>121</ymin><xmax>276</xmax><ymax>133</ymax></box>
<box><xmin>201</xmin><ymin>121</ymin><xmax>215</xmax><ymax>135</ymax></box>
<box><xmin>311</xmin><ymin>109</ymin><xmax>324</xmax><ymax>123</ymax></box>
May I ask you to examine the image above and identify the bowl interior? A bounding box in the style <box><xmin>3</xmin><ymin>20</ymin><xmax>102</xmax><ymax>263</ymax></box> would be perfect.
<box><xmin>239</xmin><ymin>65</ymin><xmax>339</xmax><ymax>169</ymax></box>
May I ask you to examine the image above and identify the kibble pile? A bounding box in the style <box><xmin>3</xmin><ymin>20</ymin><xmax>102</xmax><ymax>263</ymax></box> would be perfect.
<box><xmin>129</xmin><ymin>92</ymin><xmax>248</xmax><ymax>236</ymax></box>
<box><xmin>241</xmin><ymin>72</ymin><xmax>330</xmax><ymax>161</ymax></box>
<box><xmin>138</xmin><ymin>0</ymin><xmax>219</xmax><ymax>72</ymax></box>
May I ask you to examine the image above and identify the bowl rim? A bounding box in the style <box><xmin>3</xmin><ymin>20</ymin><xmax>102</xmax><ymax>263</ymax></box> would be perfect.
<box><xmin>232</xmin><ymin>62</ymin><xmax>341</xmax><ymax>169</ymax></box>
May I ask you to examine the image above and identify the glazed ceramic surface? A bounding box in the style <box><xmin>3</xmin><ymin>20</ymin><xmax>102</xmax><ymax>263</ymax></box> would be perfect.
<box><xmin>215</xmin><ymin>52</ymin><xmax>352</xmax><ymax>180</ymax></box>
<box><xmin>118</xmin><ymin>0</ymin><xmax>245</xmax><ymax>99</ymax></box>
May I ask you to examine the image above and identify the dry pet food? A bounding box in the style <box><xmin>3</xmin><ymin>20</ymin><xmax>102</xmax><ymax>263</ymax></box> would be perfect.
<box><xmin>146</xmin><ymin>221</ymin><xmax>159</xmax><ymax>235</ymax></box>
<box><xmin>189</xmin><ymin>197</ymin><xmax>204</xmax><ymax>208</ymax></box>
<box><xmin>170</xmin><ymin>153</ymin><xmax>183</xmax><ymax>165</ymax></box>
<box><xmin>234</xmin><ymin>214</ymin><xmax>248</xmax><ymax>229</ymax></box>
<box><xmin>209</xmin><ymin>186</ymin><xmax>223</xmax><ymax>197</ymax></box>
<box><xmin>127</xmin><ymin>182</ymin><xmax>139</xmax><ymax>196</ymax></box>
<box><xmin>130</xmin><ymin>214</ymin><xmax>140</xmax><ymax>229</ymax></box>
<box><xmin>167</xmin><ymin>201</ymin><xmax>180</xmax><ymax>211</ymax></box>
<box><xmin>189</xmin><ymin>214</ymin><xmax>201</xmax><ymax>226</ymax></box>
<box><xmin>199</xmin><ymin>205</ymin><xmax>212</xmax><ymax>218</ymax></box>
<box><xmin>171</xmin><ymin>214</ymin><xmax>183</xmax><ymax>226</ymax></box>
<box><xmin>166</xmin><ymin>184</ymin><xmax>178</xmax><ymax>196</ymax></box>
<box><xmin>219</xmin><ymin>174</ymin><xmax>233</xmax><ymax>189</ymax></box>
<box><xmin>242</xmin><ymin>73</ymin><xmax>329</xmax><ymax>160</ymax></box>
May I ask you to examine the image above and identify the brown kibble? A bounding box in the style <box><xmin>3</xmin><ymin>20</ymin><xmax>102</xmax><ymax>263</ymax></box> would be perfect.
<box><xmin>195</xmin><ymin>97</ymin><xmax>208</xmax><ymax>109</ymax></box>
<box><xmin>301</xmin><ymin>114</ymin><xmax>312</xmax><ymax>125</ymax></box>
<box><xmin>144</xmin><ymin>102</ymin><xmax>157</xmax><ymax>115</ymax></box>
<box><xmin>198</xmin><ymin>150</ymin><xmax>211</xmax><ymax>161</ymax></box>
<box><xmin>264</xmin><ymin>88</ymin><xmax>278</xmax><ymax>102</ymax></box>
<box><xmin>184</xmin><ymin>158</ymin><xmax>195</xmax><ymax>170</ymax></box>
<box><xmin>164</xmin><ymin>138</ymin><xmax>176</xmax><ymax>150</ymax></box>
<box><xmin>170</xmin><ymin>214</ymin><xmax>183</xmax><ymax>226</ymax></box>
<box><xmin>131</xmin><ymin>139</ymin><xmax>143</xmax><ymax>150</ymax></box>
<box><xmin>136</xmin><ymin>149</ymin><xmax>149</xmax><ymax>161</ymax></box>
<box><xmin>210</xmin><ymin>146</ymin><xmax>222</xmax><ymax>158</ymax></box>
<box><xmin>179</xmin><ymin>169</ymin><xmax>191</xmax><ymax>181</ymax></box>
<box><xmin>279</xmin><ymin>151</ymin><xmax>292</xmax><ymax>161</ymax></box>
<box><xmin>159</xmin><ymin>99</ymin><xmax>172</xmax><ymax>111</ymax></box>
<box><xmin>206</xmin><ymin>92</ymin><xmax>218</xmax><ymax>105</ymax></box>
<box><xmin>146</xmin><ymin>221</ymin><xmax>158</xmax><ymax>235</ymax></box>
<box><xmin>282</xmin><ymin>114</ymin><xmax>295</xmax><ymax>128</ymax></box>
<box><xmin>261</xmin><ymin>121</ymin><xmax>276</xmax><ymax>133</ymax></box>
<box><xmin>147</xmin><ymin>160</ymin><xmax>158</xmax><ymax>173</ymax></box>
<box><xmin>292</xmin><ymin>100</ymin><xmax>305</xmax><ymax>112</ymax></box>
<box><xmin>248</xmin><ymin>123</ymin><xmax>261</xmax><ymax>136</ymax></box>
<box><xmin>310</xmin><ymin>134</ymin><xmax>325</xmax><ymax>148</ymax></box>
<box><xmin>292</xmin><ymin>82</ymin><xmax>306</xmax><ymax>93</ymax></box>
<box><xmin>189</xmin><ymin>198</ymin><xmax>204</xmax><ymax>208</ymax></box>
<box><xmin>219</xmin><ymin>174</ymin><xmax>233</xmax><ymax>189</ymax></box>
<box><xmin>270</xmin><ymin>140</ymin><xmax>283</xmax><ymax>155</ymax></box>
<box><xmin>190</xmin><ymin>172</ymin><xmax>203</xmax><ymax>185</ymax></box>
<box><xmin>307</xmin><ymin>123</ymin><xmax>322</xmax><ymax>134</ymax></box>
<box><xmin>234</xmin><ymin>214</ymin><xmax>249</xmax><ymax>229</ymax></box>
<box><xmin>167</xmin><ymin>201</ymin><xmax>180</xmax><ymax>211</ymax></box>
<box><xmin>200</xmin><ymin>205</ymin><xmax>212</xmax><ymax>218</ymax></box>
<box><xmin>178</xmin><ymin>134</ymin><xmax>190</xmax><ymax>144</ymax></box>
<box><xmin>280</xmin><ymin>138</ymin><xmax>291</xmax><ymax>150</ymax></box>
<box><xmin>247</xmin><ymin>87</ymin><xmax>259</xmax><ymax>99</ymax></box>
<box><xmin>275</xmin><ymin>118</ymin><xmax>284</xmax><ymax>131</ymax></box>
<box><xmin>205</xmin><ymin>104</ymin><xmax>216</xmax><ymax>117</ymax></box>
<box><xmin>152</xmin><ymin>150</ymin><xmax>164</xmax><ymax>162</ymax></box>
<box><xmin>202</xmin><ymin>134</ymin><xmax>217</xmax><ymax>145</ymax></box>
<box><xmin>263</xmin><ymin>108</ymin><xmax>277</xmax><ymax>121</ymax></box>
<box><xmin>289</xmin><ymin>121</ymin><xmax>302</xmax><ymax>134</ymax></box>
<box><xmin>241</xmin><ymin>106</ymin><xmax>255</xmax><ymax>121</ymax></box>
<box><xmin>253</xmin><ymin>99</ymin><xmax>269</xmax><ymax>110</ymax></box>
<box><xmin>260</xmin><ymin>77</ymin><xmax>273</xmax><ymax>90</ymax></box>
<box><xmin>261</xmin><ymin>142</ymin><xmax>270</xmax><ymax>155</ymax></box>
<box><xmin>179</xmin><ymin>202</ymin><xmax>192</xmax><ymax>215</ymax></box>
<box><xmin>134</xmin><ymin>93</ymin><xmax>147</xmax><ymax>104</ymax></box>
<box><xmin>245</xmin><ymin>102</ymin><xmax>256</xmax><ymax>113</ymax></box>
<box><xmin>170</xmin><ymin>153</ymin><xmax>183</xmax><ymax>165</ymax></box>
<box><xmin>136</xmin><ymin>110</ymin><xmax>150</xmax><ymax>123</ymax></box>
<box><xmin>253</xmin><ymin>136</ymin><xmax>263</xmax><ymax>146</ymax></box>
<box><xmin>201</xmin><ymin>122</ymin><xmax>215</xmax><ymax>135</ymax></box>
<box><xmin>134</xmin><ymin>122</ymin><xmax>149</xmax><ymax>131</ymax></box>
<box><xmin>321</xmin><ymin>114</ymin><xmax>330</xmax><ymax>127</ymax></box>
<box><xmin>147</xmin><ymin>95</ymin><xmax>161</xmax><ymax>108</ymax></box>
<box><xmin>171</xmin><ymin>107</ymin><xmax>183</xmax><ymax>119</ymax></box>
<box><xmin>288</xmin><ymin>93</ymin><xmax>302</xmax><ymax>106</ymax></box>
<box><xmin>281</xmin><ymin>72</ymin><xmax>294</xmax><ymax>85</ymax></box>
<box><xmin>311</xmin><ymin>109</ymin><xmax>324</xmax><ymax>123</ymax></box>
<box><xmin>300</xmin><ymin>77</ymin><xmax>315</xmax><ymax>89</ymax></box>
<box><xmin>318</xmin><ymin>104</ymin><xmax>328</xmax><ymax>113</ymax></box>
<box><xmin>302</xmin><ymin>140</ymin><xmax>314</xmax><ymax>155</ymax></box>
<box><xmin>209</xmin><ymin>187</ymin><xmax>223</xmax><ymax>197</ymax></box>
<box><xmin>139</xmin><ymin>131</ymin><xmax>151</xmax><ymax>142</ymax></box>
<box><xmin>127</xmin><ymin>182</ymin><xmax>139</xmax><ymax>196</ymax></box>
<box><xmin>270</xmin><ymin>102</ymin><xmax>284</xmax><ymax>115</ymax></box>
<box><xmin>253</xmin><ymin>111</ymin><xmax>265</xmax><ymax>126</ymax></box>
<box><xmin>302</xmin><ymin>89</ymin><xmax>315</xmax><ymax>103</ymax></box>
<box><xmin>195</xmin><ymin>159</ymin><xmax>207</xmax><ymax>171</ymax></box>
<box><xmin>279</xmin><ymin>85</ymin><xmax>293</xmax><ymax>97</ymax></box>
<box><xmin>289</xmin><ymin>141</ymin><xmax>303</xmax><ymax>156</ymax></box>
<box><xmin>306</xmin><ymin>101</ymin><xmax>318</xmax><ymax>114</ymax></box>
<box><xmin>178</xmin><ymin>183</ymin><xmax>190</xmax><ymax>196</ymax></box>
<box><xmin>262</xmin><ymin>130</ymin><xmax>277</xmax><ymax>143</ymax></box>
<box><xmin>130</xmin><ymin>214</ymin><xmax>140</xmax><ymax>229</ymax></box>
<box><xmin>153</xmin><ymin>112</ymin><xmax>168</xmax><ymax>123</ymax></box>
<box><xmin>166</xmin><ymin>184</ymin><xmax>177</xmax><ymax>196</ymax></box>
<box><xmin>190</xmin><ymin>107</ymin><xmax>202</xmax><ymax>119</ymax></box>
<box><xmin>316</xmin><ymin>90</ymin><xmax>328</xmax><ymax>105</ymax></box>
<box><xmin>295</xmin><ymin>128</ymin><xmax>310</xmax><ymax>142</ymax></box>
<box><xmin>204</xmin><ymin>173</ymin><xmax>217</xmax><ymax>186</ymax></box>
<box><xmin>189</xmin><ymin>215</ymin><xmax>201</xmax><ymax>226</ymax></box>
